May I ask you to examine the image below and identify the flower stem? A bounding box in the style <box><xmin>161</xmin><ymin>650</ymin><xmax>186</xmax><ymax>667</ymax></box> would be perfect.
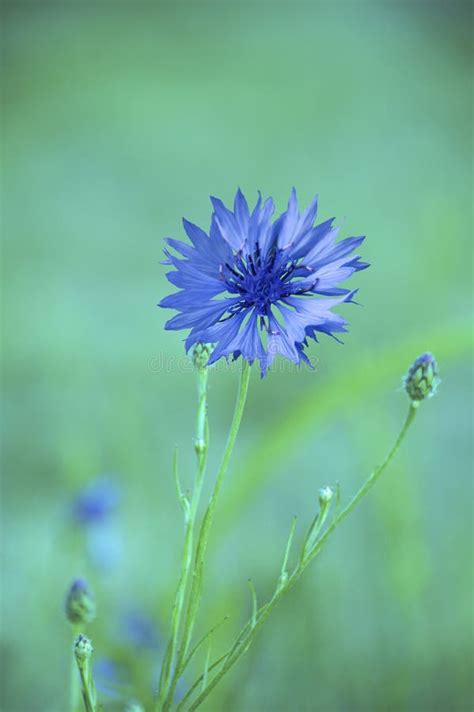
<box><xmin>156</xmin><ymin>365</ymin><xmax>210</xmax><ymax>710</ymax></box>
<box><xmin>69</xmin><ymin>625</ymin><xmax>79</xmax><ymax>712</ymax></box>
<box><xmin>163</xmin><ymin>360</ymin><xmax>251</xmax><ymax>709</ymax></box>
<box><xmin>74</xmin><ymin>636</ymin><xmax>97</xmax><ymax>712</ymax></box>
<box><xmin>77</xmin><ymin>666</ymin><xmax>96</xmax><ymax>712</ymax></box>
<box><xmin>184</xmin><ymin>402</ymin><xmax>418</xmax><ymax>710</ymax></box>
<box><xmin>304</xmin><ymin>402</ymin><xmax>418</xmax><ymax>567</ymax></box>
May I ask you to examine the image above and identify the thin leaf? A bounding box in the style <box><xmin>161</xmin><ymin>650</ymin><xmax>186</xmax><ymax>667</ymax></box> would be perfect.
<box><xmin>277</xmin><ymin>516</ymin><xmax>297</xmax><ymax>591</ymax></box>
<box><xmin>247</xmin><ymin>579</ymin><xmax>257</xmax><ymax>628</ymax></box>
<box><xmin>173</xmin><ymin>447</ymin><xmax>190</xmax><ymax>520</ymax></box>
<box><xmin>182</xmin><ymin>616</ymin><xmax>229</xmax><ymax>672</ymax></box>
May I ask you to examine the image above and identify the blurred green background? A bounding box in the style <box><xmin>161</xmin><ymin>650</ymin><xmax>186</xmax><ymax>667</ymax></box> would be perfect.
<box><xmin>2</xmin><ymin>1</ymin><xmax>473</xmax><ymax>711</ymax></box>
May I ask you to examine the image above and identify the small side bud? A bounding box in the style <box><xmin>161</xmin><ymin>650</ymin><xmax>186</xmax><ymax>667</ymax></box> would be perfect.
<box><xmin>74</xmin><ymin>633</ymin><xmax>93</xmax><ymax>663</ymax></box>
<box><xmin>194</xmin><ymin>438</ymin><xmax>206</xmax><ymax>456</ymax></box>
<box><xmin>319</xmin><ymin>486</ymin><xmax>334</xmax><ymax>507</ymax></box>
<box><xmin>192</xmin><ymin>342</ymin><xmax>213</xmax><ymax>370</ymax></box>
<box><xmin>65</xmin><ymin>578</ymin><xmax>96</xmax><ymax>625</ymax></box>
<box><xmin>405</xmin><ymin>352</ymin><xmax>440</xmax><ymax>403</ymax></box>
<box><xmin>301</xmin><ymin>488</ymin><xmax>334</xmax><ymax>563</ymax></box>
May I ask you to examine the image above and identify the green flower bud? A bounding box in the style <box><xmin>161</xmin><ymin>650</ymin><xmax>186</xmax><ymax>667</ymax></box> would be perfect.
<box><xmin>192</xmin><ymin>342</ymin><xmax>213</xmax><ymax>370</ymax></box>
<box><xmin>405</xmin><ymin>353</ymin><xmax>440</xmax><ymax>403</ymax></box>
<box><xmin>74</xmin><ymin>634</ymin><xmax>93</xmax><ymax>663</ymax></box>
<box><xmin>65</xmin><ymin>578</ymin><xmax>96</xmax><ymax>625</ymax></box>
<box><xmin>194</xmin><ymin>438</ymin><xmax>206</xmax><ymax>456</ymax></box>
<box><xmin>319</xmin><ymin>486</ymin><xmax>334</xmax><ymax>507</ymax></box>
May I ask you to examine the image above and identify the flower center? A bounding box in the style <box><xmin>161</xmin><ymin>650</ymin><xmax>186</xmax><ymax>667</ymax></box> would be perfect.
<box><xmin>223</xmin><ymin>251</ymin><xmax>296</xmax><ymax>315</ymax></box>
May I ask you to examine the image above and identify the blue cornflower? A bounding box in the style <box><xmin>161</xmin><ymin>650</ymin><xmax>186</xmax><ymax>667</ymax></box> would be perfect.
<box><xmin>160</xmin><ymin>189</ymin><xmax>368</xmax><ymax>376</ymax></box>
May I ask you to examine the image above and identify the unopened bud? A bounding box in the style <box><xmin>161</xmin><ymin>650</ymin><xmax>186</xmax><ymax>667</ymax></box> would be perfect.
<box><xmin>65</xmin><ymin>578</ymin><xmax>96</xmax><ymax>625</ymax></box>
<box><xmin>405</xmin><ymin>352</ymin><xmax>439</xmax><ymax>403</ymax></box>
<box><xmin>194</xmin><ymin>438</ymin><xmax>206</xmax><ymax>456</ymax></box>
<box><xmin>319</xmin><ymin>486</ymin><xmax>334</xmax><ymax>507</ymax></box>
<box><xmin>74</xmin><ymin>634</ymin><xmax>93</xmax><ymax>663</ymax></box>
<box><xmin>192</xmin><ymin>342</ymin><xmax>213</xmax><ymax>370</ymax></box>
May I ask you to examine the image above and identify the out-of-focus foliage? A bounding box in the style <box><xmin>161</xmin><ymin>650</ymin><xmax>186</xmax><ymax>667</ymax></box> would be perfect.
<box><xmin>1</xmin><ymin>2</ymin><xmax>472</xmax><ymax>711</ymax></box>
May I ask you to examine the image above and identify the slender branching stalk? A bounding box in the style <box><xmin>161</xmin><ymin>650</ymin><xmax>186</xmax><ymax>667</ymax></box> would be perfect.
<box><xmin>160</xmin><ymin>360</ymin><xmax>251</xmax><ymax>710</ymax></box>
<box><xmin>156</xmin><ymin>359</ymin><xmax>210</xmax><ymax>709</ymax></box>
<box><xmin>179</xmin><ymin>403</ymin><xmax>418</xmax><ymax>710</ymax></box>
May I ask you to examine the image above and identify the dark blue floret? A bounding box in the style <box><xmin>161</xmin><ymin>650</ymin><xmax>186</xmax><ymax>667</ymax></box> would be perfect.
<box><xmin>159</xmin><ymin>189</ymin><xmax>368</xmax><ymax>376</ymax></box>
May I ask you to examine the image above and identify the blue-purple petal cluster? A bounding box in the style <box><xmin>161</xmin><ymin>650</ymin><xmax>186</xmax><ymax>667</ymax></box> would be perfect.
<box><xmin>160</xmin><ymin>189</ymin><xmax>368</xmax><ymax>376</ymax></box>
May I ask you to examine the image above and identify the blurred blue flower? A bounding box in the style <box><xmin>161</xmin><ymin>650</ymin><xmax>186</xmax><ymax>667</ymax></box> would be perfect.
<box><xmin>122</xmin><ymin>610</ymin><xmax>160</xmax><ymax>650</ymax></box>
<box><xmin>71</xmin><ymin>476</ymin><xmax>123</xmax><ymax>571</ymax></box>
<box><xmin>160</xmin><ymin>188</ymin><xmax>368</xmax><ymax>376</ymax></box>
<box><xmin>93</xmin><ymin>657</ymin><xmax>130</xmax><ymax>700</ymax></box>
<box><xmin>72</xmin><ymin>476</ymin><xmax>121</xmax><ymax>525</ymax></box>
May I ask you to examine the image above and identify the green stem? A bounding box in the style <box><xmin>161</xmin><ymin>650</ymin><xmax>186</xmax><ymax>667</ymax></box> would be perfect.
<box><xmin>186</xmin><ymin>403</ymin><xmax>418</xmax><ymax>710</ymax></box>
<box><xmin>77</xmin><ymin>667</ymin><xmax>96</xmax><ymax>712</ymax></box>
<box><xmin>304</xmin><ymin>402</ymin><xmax>418</xmax><ymax>568</ymax></box>
<box><xmin>164</xmin><ymin>361</ymin><xmax>251</xmax><ymax>709</ymax></box>
<box><xmin>70</xmin><ymin>625</ymin><xmax>79</xmax><ymax>712</ymax></box>
<box><xmin>300</xmin><ymin>495</ymin><xmax>332</xmax><ymax>564</ymax></box>
<box><xmin>74</xmin><ymin>642</ymin><xmax>97</xmax><ymax>712</ymax></box>
<box><xmin>176</xmin><ymin>654</ymin><xmax>229</xmax><ymax>711</ymax></box>
<box><xmin>156</xmin><ymin>366</ymin><xmax>209</xmax><ymax>710</ymax></box>
<box><xmin>195</xmin><ymin>361</ymin><xmax>208</xmax><ymax>459</ymax></box>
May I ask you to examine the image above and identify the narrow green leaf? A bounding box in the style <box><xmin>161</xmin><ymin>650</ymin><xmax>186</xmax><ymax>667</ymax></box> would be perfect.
<box><xmin>201</xmin><ymin>644</ymin><xmax>211</xmax><ymax>692</ymax></box>
<box><xmin>277</xmin><ymin>516</ymin><xmax>297</xmax><ymax>591</ymax></box>
<box><xmin>182</xmin><ymin>616</ymin><xmax>229</xmax><ymax>673</ymax></box>
<box><xmin>247</xmin><ymin>579</ymin><xmax>257</xmax><ymax>629</ymax></box>
<box><xmin>173</xmin><ymin>447</ymin><xmax>190</xmax><ymax>520</ymax></box>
